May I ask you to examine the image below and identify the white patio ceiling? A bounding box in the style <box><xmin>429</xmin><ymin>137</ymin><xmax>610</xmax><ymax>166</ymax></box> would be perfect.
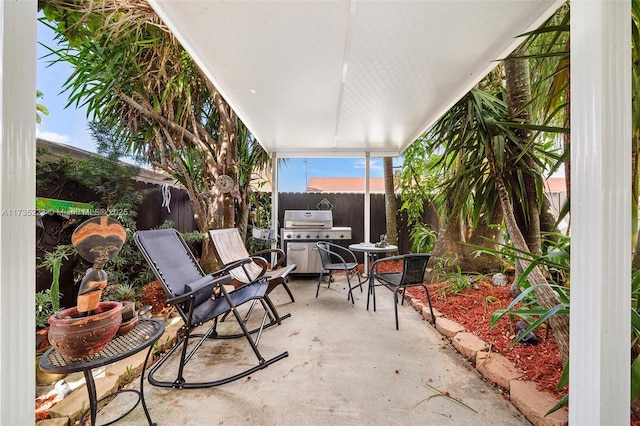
<box><xmin>148</xmin><ymin>0</ymin><xmax>564</xmax><ymax>158</ymax></box>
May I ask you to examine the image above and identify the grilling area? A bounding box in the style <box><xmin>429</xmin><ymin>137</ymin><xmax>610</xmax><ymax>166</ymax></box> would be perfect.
<box><xmin>281</xmin><ymin>209</ymin><xmax>352</xmax><ymax>274</ymax></box>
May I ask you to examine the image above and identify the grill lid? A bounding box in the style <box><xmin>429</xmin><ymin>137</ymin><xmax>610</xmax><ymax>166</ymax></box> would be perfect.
<box><xmin>283</xmin><ymin>210</ymin><xmax>333</xmax><ymax>229</ymax></box>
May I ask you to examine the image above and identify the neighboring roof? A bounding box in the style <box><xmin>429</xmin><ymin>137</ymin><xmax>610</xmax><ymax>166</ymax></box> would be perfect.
<box><xmin>545</xmin><ymin>177</ymin><xmax>567</xmax><ymax>193</ymax></box>
<box><xmin>306</xmin><ymin>176</ymin><xmax>567</xmax><ymax>194</ymax></box>
<box><xmin>36</xmin><ymin>138</ymin><xmax>179</xmax><ymax>187</ymax></box>
<box><xmin>307</xmin><ymin>177</ymin><xmax>385</xmax><ymax>193</ymax></box>
<box><xmin>37</xmin><ymin>138</ymin><xmax>272</xmax><ymax>192</ymax></box>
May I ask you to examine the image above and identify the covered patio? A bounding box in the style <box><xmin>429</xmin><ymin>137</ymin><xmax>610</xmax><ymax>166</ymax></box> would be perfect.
<box><xmin>0</xmin><ymin>1</ymin><xmax>631</xmax><ymax>424</ymax></box>
<box><xmin>75</xmin><ymin>276</ymin><xmax>532</xmax><ymax>425</ymax></box>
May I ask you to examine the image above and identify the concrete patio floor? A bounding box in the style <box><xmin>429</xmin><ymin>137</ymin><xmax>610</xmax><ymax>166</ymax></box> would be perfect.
<box><xmin>100</xmin><ymin>275</ymin><xmax>530</xmax><ymax>425</ymax></box>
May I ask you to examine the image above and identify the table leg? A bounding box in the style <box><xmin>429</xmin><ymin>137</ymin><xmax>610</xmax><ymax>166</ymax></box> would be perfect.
<box><xmin>362</xmin><ymin>252</ymin><xmax>375</xmax><ymax>278</ymax></box>
<box><xmin>82</xmin><ymin>370</ymin><xmax>98</xmax><ymax>426</ymax></box>
<box><xmin>364</xmin><ymin>253</ymin><xmax>369</xmax><ymax>275</ymax></box>
<box><xmin>79</xmin><ymin>345</ymin><xmax>157</xmax><ymax>426</ymax></box>
<box><xmin>368</xmin><ymin>253</ymin><xmax>379</xmax><ymax>311</ymax></box>
<box><xmin>140</xmin><ymin>344</ymin><xmax>156</xmax><ymax>425</ymax></box>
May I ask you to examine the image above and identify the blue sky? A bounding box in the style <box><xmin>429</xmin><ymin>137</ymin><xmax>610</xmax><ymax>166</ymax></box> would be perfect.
<box><xmin>36</xmin><ymin>20</ymin><xmax>389</xmax><ymax>193</ymax></box>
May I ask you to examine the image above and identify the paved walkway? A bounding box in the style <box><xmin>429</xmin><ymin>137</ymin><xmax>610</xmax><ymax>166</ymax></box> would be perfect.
<box><xmin>96</xmin><ymin>275</ymin><xmax>530</xmax><ymax>425</ymax></box>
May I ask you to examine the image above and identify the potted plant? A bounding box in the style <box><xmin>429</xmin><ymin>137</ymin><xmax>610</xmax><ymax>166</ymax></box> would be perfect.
<box><xmin>36</xmin><ymin>245</ymin><xmax>73</xmax><ymax>384</ymax></box>
<box><xmin>107</xmin><ymin>283</ymin><xmax>140</xmax><ymax>336</ymax></box>
<box><xmin>47</xmin><ymin>216</ymin><xmax>126</xmax><ymax>359</ymax></box>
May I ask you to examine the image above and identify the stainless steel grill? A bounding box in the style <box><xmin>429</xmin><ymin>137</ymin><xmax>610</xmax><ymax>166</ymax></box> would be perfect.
<box><xmin>281</xmin><ymin>210</ymin><xmax>351</xmax><ymax>273</ymax></box>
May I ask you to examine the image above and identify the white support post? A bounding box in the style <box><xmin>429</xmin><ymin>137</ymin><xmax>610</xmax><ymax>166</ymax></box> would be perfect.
<box><xmin>0</xmin><ymin>1</ymin><xmax>38</xmax><ymax>424</ymax></box>
<box><xmin>364</xmin><ymin>153</ymin><xmax>371</xmax><ymax>270</ymax></box>
<box><xmin>271</xmin><ymin>153</ymin><xmax>279</xmax><ymax>264</ymax></box>
<box><xmin>570</xmin><ymin>1</ymin><xmax>631</xmax><ymax>423</ymax></box>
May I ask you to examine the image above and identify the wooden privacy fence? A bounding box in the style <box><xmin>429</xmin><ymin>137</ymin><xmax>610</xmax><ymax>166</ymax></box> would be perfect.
<box><xmin>277</xmin><ymin>192</ymin><xmax>438</xmax><ymax>262</ymax></box>
<box><xmin>37</xmin><ymin>182</ymin><xmax>435</xmax><ymax>298</ymax></box>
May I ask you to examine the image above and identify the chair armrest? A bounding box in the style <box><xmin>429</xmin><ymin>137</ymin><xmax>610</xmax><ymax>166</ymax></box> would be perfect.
<box><xmin>217</xmin><ymin>256</ymin><xmax>270</xmax><ymax>287</ymax></box>
<box><xmin>212</xmin><ymin>257</ymin><xmax>254</xmax><ymax>278</ymax></box>
<box><xmin>251</xmin><ymin>248</ymin><xmax>286</xmax><ymax>268</ymax></box>
<box><xmin>250</xmin><ymin>256</ymin><xmax>269</xmax><ymax>277</ymax></box>
<box><xmin>166</xmin><ymin>274</ymin><xmax>233</xmax><ymax>306</ymax></box>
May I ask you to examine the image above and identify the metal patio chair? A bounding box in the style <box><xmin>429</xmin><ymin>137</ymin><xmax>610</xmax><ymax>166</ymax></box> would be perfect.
<box><xmin>367</xmin><ymin>253</ymin><xmax>433</xmax><ymax>330</ymax></box>
<box><xmin>316</xmin><ymin>241</ymin><xmax>366</xmax><ymax>304</ymax></box>
<box><xmin>134</xmin><ymin>228</ymin><xmax>289</xmax><ymax>389</ymax></box>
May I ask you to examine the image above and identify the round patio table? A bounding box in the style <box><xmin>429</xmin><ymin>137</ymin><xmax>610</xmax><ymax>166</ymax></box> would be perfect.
<box><xmin>39</xmin><ymin>318</ymin><xmax>164</xmax><ymax>426</ymax></box>
<box><xmin>349</xmin><ymin>242</ymin><xmax>398</xmax><ymax>276</ymax></box>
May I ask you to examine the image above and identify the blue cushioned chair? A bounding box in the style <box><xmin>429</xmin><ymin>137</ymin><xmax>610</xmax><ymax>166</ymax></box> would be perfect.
<box><xmin>135</xmin><ymin>228</ymin><xmax>289</xmax><ymax>388</ymax></box>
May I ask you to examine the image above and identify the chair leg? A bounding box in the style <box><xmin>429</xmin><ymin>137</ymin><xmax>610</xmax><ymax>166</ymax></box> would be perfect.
<box><xmin>267</xmin><ymin>278</ymin><xmax>295</xmax><ymax>303</ymax></box>
<box><xmin>263</xmin><ymin>294</ymin><xmax>287</xmax><ymax>325</ymax></box>
<box><xmin>352</xmin><ymin>270</ymin><xmax>365</xmax><ymax>293</ymax></box>
<box><xmin>208</xmin><ymin>296</ymin><xmax>291</xmax><ymax>340</ymax></box>
<box><xmin>366</xmin><ymin>275</ymin><xmax>376</xmax><ymax>311</ymax></box>
<box><xmin>316</xmin><ymin>270</ymin><xmax>323</xmax><ymax>297</ymax></box>
<box><xmin>316</xmin><ymin>270</ymin><xmax>334</xmax><ymax>297</ymax></box>
<box><xmin>345</xmin><ymin>270</ymin><xmax>354</xmax><ymax>304</ymax></box>
<box><xmin>422</xmin><ymin>284</ymin><xmax>436</xmax><ymax>325</ymax></box>
<box><xmin>393</xmin><ymin>288</ymin><xmax>400</xmax><ymax>330</ymax></box>
<box><xmin>316</xmin><ymin>270</ymin><xmax>325</xmax><ymax>298</ymax></box>
<box><xmin>148</xmin><ymin>319</ymin><xmax>289</xmax><ymax>389</ymax></box>
<box><xmin>282</xmin><ymin>280</ymin><xmax>295</xmax><ymax>303</ymax></box>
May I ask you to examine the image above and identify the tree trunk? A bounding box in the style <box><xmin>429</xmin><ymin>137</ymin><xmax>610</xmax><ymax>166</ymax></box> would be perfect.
<box><xmin>427</xmin><ymin>196</ymin><xmax>464</xmax><ymax>281</ymax></box>
<box><xmin>504</xmin><ymin>45</ymin><xmax>542</xmax><ymax>278</ymax></box>
<box><xmin>489</xmin><ymin>145</ymin><xmax>570</xmax><ymax>365</ymax></box>
<box><xmin>383</xmin><ymin>157</ymin><xmax>399</xmax><ymax>255</ymax></box>
<box><xmin>458</xmin><ymin>207</ymin><xmax>504</xmax><ymax>273</ymax></box>
<box><xmin>539</xmin><ymin>194</ymin><xmax>559</xmax><ymax>236</ymax></box>
<box><xmin>237</xmin><ymin>192</ymin><xmax>250</xmax><ymax>242</ymax></box>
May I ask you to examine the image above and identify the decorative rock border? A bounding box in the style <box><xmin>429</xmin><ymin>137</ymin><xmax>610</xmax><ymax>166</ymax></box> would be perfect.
<box><xmin>405</xmin><ymin>294</ymin><xmax>568</xmax><ymax>426</ymax></box>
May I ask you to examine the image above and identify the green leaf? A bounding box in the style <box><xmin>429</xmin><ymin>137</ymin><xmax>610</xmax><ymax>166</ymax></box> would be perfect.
<box><xmin>632</xmin><ymin>355</ymin><xmax>640</xmax><ymax>402</ymax></box>
<box><xmin>50</xmin><ymin>257</ymin><xmax>61</xmax><ymax>312</ymax></box>
<box><xmin>546</xmin><ymin>393</ymin><xmax>568</xmax><ymax>416</ymax></box>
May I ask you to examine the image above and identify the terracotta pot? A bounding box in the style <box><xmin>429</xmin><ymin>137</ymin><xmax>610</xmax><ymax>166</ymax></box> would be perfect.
<box><xmin>48</xmin><ymin>302</ymin><xmax>123</xmax><ymax>359</ymax></box>
<box><xmin>117</xmin><ymin>315</ymin><xmax>139</xmax><ymax>336</ymax></box>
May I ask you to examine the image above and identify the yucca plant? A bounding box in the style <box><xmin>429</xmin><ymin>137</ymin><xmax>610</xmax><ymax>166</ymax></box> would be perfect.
<box><xmin>409</xmin><ymin>223</ymin><xmax>437</xmax><ymax>253</ymax></box>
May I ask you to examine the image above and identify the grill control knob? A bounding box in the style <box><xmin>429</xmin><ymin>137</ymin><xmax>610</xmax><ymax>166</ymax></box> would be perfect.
<box><xmin>296</xmin><ymin>234</ymin><xmax>301</xmax><ymax>239</ymax></box>
<box><xmin>325</xmin><ymin>234</ymin><xmax>330</xmax><ymax>238</ymax></box>
<box><xmin>305</xmin><ymin>234</ymin><xmax>311</xmax><ymax>239</ymax></box>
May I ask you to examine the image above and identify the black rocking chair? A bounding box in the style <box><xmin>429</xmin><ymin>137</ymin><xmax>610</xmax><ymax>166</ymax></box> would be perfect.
<box><xmin>367</xmin><ymin>253</ymin><xmax>433</xmax><ymax>330</ymax></box>
<box><xmin>134</xmin><ymin>228</ymin><xmax>289</xmax><ymax>389</ymax></box>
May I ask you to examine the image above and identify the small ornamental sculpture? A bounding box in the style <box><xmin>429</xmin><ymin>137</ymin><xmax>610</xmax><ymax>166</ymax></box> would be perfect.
<box><xmin>375</xmin><ymin>234</ymin><xmax>389</xmax><ymax>248</ymax></box>
<box><xmin>48</xmin><ymin>216</ymin><xmax>126</xmax><ymax>359</ymax></box>
<box><xmin>71</xmin><ymin>216</ymin><xmax>126</xmax><ymax>316</ymax></box>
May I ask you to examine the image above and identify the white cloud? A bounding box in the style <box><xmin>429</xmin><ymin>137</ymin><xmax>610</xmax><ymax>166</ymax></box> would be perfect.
<box><xmin>36</xmin><ymin>129</ymin><xmax>70</xmax><ymax>144</ymax></box>
<box><xmin>352</xmin><ymin>158</ymin><xmax>383</xmax><ymax>171</ymax></box>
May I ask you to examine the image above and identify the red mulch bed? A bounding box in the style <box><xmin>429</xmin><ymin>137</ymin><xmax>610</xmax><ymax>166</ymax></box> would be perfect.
<box><xmin>407</xmin><ymin>278</ymin><xmax>566</xmax><ymax>397</ymax></box>
<box><xmin>367</xmin><ymin>259</ymin><xmax>567</xmax><ymax>400</ymax></box>
<box><xmin>139</xmin><ymin>280</ymin><xmax>170</xmax><ymax>314</ymax></box>
<box><xmin>398</xmin><ymin>265</ymin><xmax>640</xmax><ymax>425</ymax></box>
